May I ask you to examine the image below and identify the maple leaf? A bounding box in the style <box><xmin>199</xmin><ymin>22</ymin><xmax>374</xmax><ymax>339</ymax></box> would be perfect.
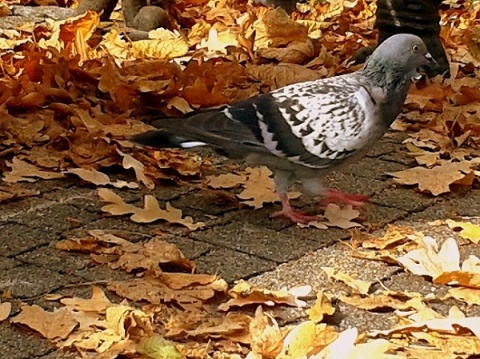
<box><xmin>11</xmin><ymin>305</ymin><xmax>77</xmax><ymax>340</ymax></box>
<box><xmin>397</xmin><ymin>236</ymin><xmax>460</xmax><ymax>279</ymax></box>
<box><xmin>98</xmin><ymin>188</ymin><xmax>205</xmax><ymax>230</ymax></box>
<box><xmin>236</xmin><ymin>167</ymin><xmax>301</xmax><ymax>209</ymax></box>
<box><xmin>60</xmin><ymin>286</ymin><xmax>113</xmax><ymax>313</ymax></box>
<box><xmin>387</xmin><ymin>160</ymin><xmax>478</xmax><ymax>196</ymax></box>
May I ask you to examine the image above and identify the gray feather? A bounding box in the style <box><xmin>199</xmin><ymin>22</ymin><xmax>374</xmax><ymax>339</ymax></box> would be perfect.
<box><xmin>132</xmin><ymin>33</ymin><xmax>434</xmax><ymax>196</ymax></box>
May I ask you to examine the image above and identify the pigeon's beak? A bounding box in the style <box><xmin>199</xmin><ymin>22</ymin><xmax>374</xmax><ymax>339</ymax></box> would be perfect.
<box><xmin>424</xmin><ymin>52</ymin><xmax>436</xmax><ymax>65</ymax></box>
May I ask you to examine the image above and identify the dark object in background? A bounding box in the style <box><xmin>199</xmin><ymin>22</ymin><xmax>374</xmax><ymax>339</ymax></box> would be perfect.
<box><xmin>73</xmin><ymin>0</ymin><xmax>117</xmax><ymax>20</ymax></box>
<box><xmin>354</xmin><ymin>0</ymin><xmax>450</xmax><ymax>78</ymax></box>
<box><xmin>252</xmin><ymin>0</ymin><xmax>300</xmax><ymax>13</ymax></box>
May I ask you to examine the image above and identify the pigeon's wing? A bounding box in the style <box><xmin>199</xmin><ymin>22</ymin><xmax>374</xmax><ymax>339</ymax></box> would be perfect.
<box><xmin>133</xmin><ymin>75</ymin><xmax>384</xmax><ymax>168</ymax></box>
<box><xmin>254</xmin><ymin>75</ymin><xmax>386</xmax><ymax>169</ymax></box>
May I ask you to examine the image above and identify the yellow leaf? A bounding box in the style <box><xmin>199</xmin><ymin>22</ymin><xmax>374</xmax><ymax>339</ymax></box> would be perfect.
<box><xmin>321</xmin><ymin>267</ymin><xmax>372</xmax><ymax>295</ymax></box>
<box><xmin>446</xmin><ymin>219</ymin><xmax>480</xmax><ymax>244</ymax></box>
<box><xmin>277</xmin><ymin>321</ymin><xmax>316</xmax><ymax>359</ymax></box>
<box><xmin>307</xmin><ymin>292</ymin><xmax>335</xmax><ymax>323</ymax></box>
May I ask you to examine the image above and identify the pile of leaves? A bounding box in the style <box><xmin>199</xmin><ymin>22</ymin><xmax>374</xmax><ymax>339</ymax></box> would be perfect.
<box><xmin>2</xmin><ymin>223</ymin><xmax>480</xmax><ymax>358</ymax></box>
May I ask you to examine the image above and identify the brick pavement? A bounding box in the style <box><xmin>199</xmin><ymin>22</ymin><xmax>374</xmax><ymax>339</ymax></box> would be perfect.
<box><xmin>1</xmin><ymin>131</ymin><xmax>480</xmax><ymax>358</ymax></box>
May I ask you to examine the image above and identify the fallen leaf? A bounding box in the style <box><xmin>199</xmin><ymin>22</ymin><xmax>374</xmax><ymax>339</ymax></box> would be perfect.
<box><xmin>276</xmin><ymin>321</ymin><xmax>316</xmax><ymax>359</ymax></box>
<box><xmin>249</xmin><ymin>306</ymin><xmax>285</xmax><ymax>357</ymax></box>
<box><xmin>321</xmin><ymin>267</ymin><xmax>372</xmax><ymax>295</ymax></box>
<box><xmin>219</xmin><ymin>280</ymin><xmax>306</xmax><ymax>311</ymax></box>
<box><xmin>3</xmin><ymin>158</ymin><xmax>65</xmax><ymax>183</ymax></box>
<box><xmin>307</xmin><ymin>292</ymin><xmax>335</xmax><ymax>323</ymax></box>
<box><xmin>237</xmin><ymin>167</ymin><xmax>301</xmax><ymax>209</ymax></box>
<box><xmin>397</xmin><ymin>237</ymin><xmax>460</xmax><ymax>278</ymax></box>
<box><xmin>117</xmin><ymin>149</ymin><xmax>155</xmax><ymax>189</ymax></box>
<box><xmin>11</xmin><ymin>305</ymin><xmax>77</xmax><ymax>340</ymax></box>
<box><xmin>98</xmin><ymin>188</ymin><xmax>204</xmax><ymax>230</ymax></box>
<box><xmin>61</xmin><ymin>286</ymin><xmax>113</xmax><ymax>313</ymax></box>
<box><xmin>67</xmin><ymin>168</ymin><xmax>139</xmax><ymax>189</ymax></box>
<box><xmin>0</xmin><ymin>302</ymin><xmax>11</xmax><ymax>322</ymax></box>
<box><xmin>446</xmin><ymin>219</ymin><xmax>480</xmax><ymax>244</ymax></box>
<box><xmin>387</xmin><ymin>160</ymin><xmax>478</xmax><ymax>196</ymax></box>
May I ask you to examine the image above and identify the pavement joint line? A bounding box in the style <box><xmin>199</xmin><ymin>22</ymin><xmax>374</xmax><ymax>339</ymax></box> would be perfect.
<box><xmin>189</xmin><ymin>234</ymin><xmax>282</xmax><ymax>264</ymax></box>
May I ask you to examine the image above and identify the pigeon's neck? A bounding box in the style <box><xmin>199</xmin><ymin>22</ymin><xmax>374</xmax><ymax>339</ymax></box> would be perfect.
<box><xmin>360</xmin><ymin>58</ymin><xmax>411</xmax><ymax>96</ymax></box>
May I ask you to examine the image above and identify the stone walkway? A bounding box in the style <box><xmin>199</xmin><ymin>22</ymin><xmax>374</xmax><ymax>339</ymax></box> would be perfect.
<box><xmin>2</xmin><ymin>131</ymin><xmax>480</xmax><ymax>358</ymax></box>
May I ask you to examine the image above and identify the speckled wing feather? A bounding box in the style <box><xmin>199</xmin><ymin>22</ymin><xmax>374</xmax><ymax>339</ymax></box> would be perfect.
<box><xmin>138</xmin><ymin>73</ymin><xmax>386</xmax><ymax>170</ymax></box>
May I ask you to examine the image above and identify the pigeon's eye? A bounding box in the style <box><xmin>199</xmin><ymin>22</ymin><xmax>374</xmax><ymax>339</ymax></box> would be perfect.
<box><xmin>412</xmin><ymin>44</ymin><xmax>420</xmax><ymax>53</ymax></box>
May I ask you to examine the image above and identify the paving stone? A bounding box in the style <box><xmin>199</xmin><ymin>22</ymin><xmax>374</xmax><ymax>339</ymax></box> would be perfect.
<box><xmin>249</xmin><ymin>243</ymin><xmax>398</xmax><ymax>292</ymax></box>
<box><xmin>191</xmin><ymin>222</ymin><xmax>321</xmax><ymax>263</ymax></box>
<box><xmin>16</xmin><ymin>246</ymin><xmax>91</xmax><ymax>275</ymax></box>
<box><xmin>408</xmin><ymin>189</ymin><xmax>480</xmax><ymax>221</ymax></box>
<box><xmin>371</xmin><ymin>187</ymin><xmax>438</xmax><ymax>212</ymax></box>
<box><xmin>338</xmin><ymin>157</ymin><xmax>409</xmax><ymax>180</ymax></box>
<box><xmin>0</xmin><ymin>323</ymin><xmax>59</xmax><ymax>359</ymax></box>
<box><xmin>279</xmin><ymin>226</ymin><xmax>350</xmax><ymax>246</ymax></box>
<box><xmin>1</xmin><ymin>265</ymin><xmax>80</xmax><ymax>298</ymax></box>
<box><xmin>170</xmin><ymin>189</ymin><xmax>239</xmax><ymax>216</ymax></box>
<box><xmin>13</xmin><ymin>203</ymin><xmax>98</xmax><ymax>234</ymax></box>
<box><xmin>323</xmin><ymin>172</ymin><xmax>390</xmax><ymax>198</ymax></box>
<box><xmin>0</xmin><ymin>222</ymin><xmax>51</xmax><ymax>257</ymax></box>
<box><xmin>336</xmin><ymin>303</ymin><xmax>398</xmax><ymax>332</ymax></box>
<box><xmin>360</xmin><ymin>204</ymin><xmax>408</xmax><ymax>228</ymax></box>
<box><xmin>0</xmin><ymin>256</ymin><xmax>20</xmax><ymax>269</ymax></box>
<box><xmin>194</xmin><ymin>248</ymin><xmax>277</xmax><ymax>283</ymax></box>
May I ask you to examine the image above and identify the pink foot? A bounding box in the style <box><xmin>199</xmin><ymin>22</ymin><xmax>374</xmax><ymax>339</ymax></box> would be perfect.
<box><xmin>272</xmin><ymin>193</ymin><xmax>319</xmax><ymax>224</ymax></box>
<box><xmin>270</xmin><ymin>209</ymin><xmax>319</xmax><ymax>224</ymax></box>
<box><xmin>320</xmin><ymin>189</ymin><xmax>369</xmax><ymax>208</ymax></box>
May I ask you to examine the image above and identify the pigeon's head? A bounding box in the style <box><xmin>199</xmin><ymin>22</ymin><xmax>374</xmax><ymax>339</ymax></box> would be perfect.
<box><xmin>364</xmin><ymin>34</ymin><xmax>435</xmax><ymax>81</ymax></box>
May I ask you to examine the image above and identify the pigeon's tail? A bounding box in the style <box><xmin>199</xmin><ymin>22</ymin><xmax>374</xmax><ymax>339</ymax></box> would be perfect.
<box><xmin>130</xmin><ymin>130</ymin><xmax>207</xmax><ymax>149</ymax></box>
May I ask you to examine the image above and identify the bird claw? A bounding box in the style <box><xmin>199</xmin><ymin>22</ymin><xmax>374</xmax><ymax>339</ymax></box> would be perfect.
<box><xmin>320</xmin><ymin>189</ymin><xmax>369</xmax><ymax>208</ymax></box>
<box><xmin>270</xmin><ymin>209</ymin><xmax>319</xmax><ymax>224</ymax></box>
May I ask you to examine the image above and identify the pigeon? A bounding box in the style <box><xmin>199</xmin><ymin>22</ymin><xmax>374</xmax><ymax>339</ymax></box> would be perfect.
<box><xmin>131</xmin><ymin>34</ymin><xmax>435</xmax><ymax>224</ymax></box>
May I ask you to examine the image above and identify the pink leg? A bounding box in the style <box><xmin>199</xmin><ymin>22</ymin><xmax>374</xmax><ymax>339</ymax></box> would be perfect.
<box><xmin>320</xmin><ymin>189</ymin><xmax>369</xmax><ymax>207</ymax></box>
<box><xmin>270</xmin><ymin>194</ymin><xmax>319</xmax><ymax>224</ymax></box>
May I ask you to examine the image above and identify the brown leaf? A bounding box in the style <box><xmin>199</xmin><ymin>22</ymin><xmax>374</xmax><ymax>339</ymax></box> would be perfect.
<box><xmin>67</xmin><ymin>168</ymin><xmax>139</xmax><ymax>189</ymax></box>
<box><xmin>117</xmin><ymin>149</ymin><xmax>155</xmax><ymax>189</ymax></box>
<box><xmin>388</xmin><ymin>160</ymin><xmax>479</xmax><ymax>196</ymax></box>
<box><xmin>3</xmin><ymin>158</ymin><xmax>65</xmax><ymax>183</ymax></box>
<box><xmin>0</xmin><ymin>302</ymin><xmax>11</xmax><ymax>322</ymax></box>
<box><xmin>237</xmin><ymin>167</ymin><xmax>301</xmax><ymax>209</ymax></box>
<box><xmin>60</xmin><ymin>286</ymin><xmax>113</xmax><ymax>313</ymax></box>
<box><xmin>218</xmin><ymin>280</ymin><xmax>305</xmax><ymax>311</ymax></box>
<box><xmin>11</xmin><ymin>305</ymin><xmax>77</xmax><ymax>340</ymax></box>
<box><xmin>98</xmin><ymin>188</ymin><xmax>204</xmax><ymax>230</ymax></box>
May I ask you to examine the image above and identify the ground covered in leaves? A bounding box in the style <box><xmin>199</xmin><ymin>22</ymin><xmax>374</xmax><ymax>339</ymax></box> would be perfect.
<box><xmin>2</xmin><ymin>0</ymin><xmax>480</xmax><ymax>358</ymax></box>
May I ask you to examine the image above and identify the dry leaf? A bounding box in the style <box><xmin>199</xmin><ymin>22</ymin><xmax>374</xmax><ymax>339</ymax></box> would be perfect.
<box><xmin>388</xmin><ymin>160</ymin><xmax>478</xmax><ymax>196</ymax></box>
<box><xmin>0</xmin><ymin>302</ymin><xmax>12</xmax><ymax>322</ymax></box>
<box><xmin>117</xmin><ymin>149</ymin><xmax>155</xmax><ymax>189</ymax></box>
<box><xmin>3</xmin><ymin>158</ymin><xmax>65</xmax><ymax>183</ymax></box>
<box><xmin>321</xmin><ymin>267</ymin><xmax>372</xmax><ymax>295</ymax></box>
<box><xmin>237</xmin><ymin>167</ymin><xmax>301</xmax><ymax>209</ymax></box>
<box><xmin>307</xmin><ymin>292</ymin><xmax>335</xmax><ymax>323</ymax></box>
<box><xmin>397</xmin><ymin>237</ymin><xmax>460</xmax><ymax>279</ymax></box>
<box><xmin>11</xmin><ymin>305</ymin><xmax>77</xmax><ymax>340</ymax></box>
<box><xmin>67</xmin><ymin>168</ymin><xmax>138</xmax><ymax>189</ymax></box>
<box><xmin>98</xmin><ymin>188</ymin><xmax>204</xmax><ymax>230</ymax></box>
<box><xmin>445</xmin><ymin>219</ymin><xmax>480</xmax><ymax>244</ymax></box>
<box><xmin>219</xmin><ymin>281</ymin><xmax>306</xmax><ymax>311</ymax></box>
